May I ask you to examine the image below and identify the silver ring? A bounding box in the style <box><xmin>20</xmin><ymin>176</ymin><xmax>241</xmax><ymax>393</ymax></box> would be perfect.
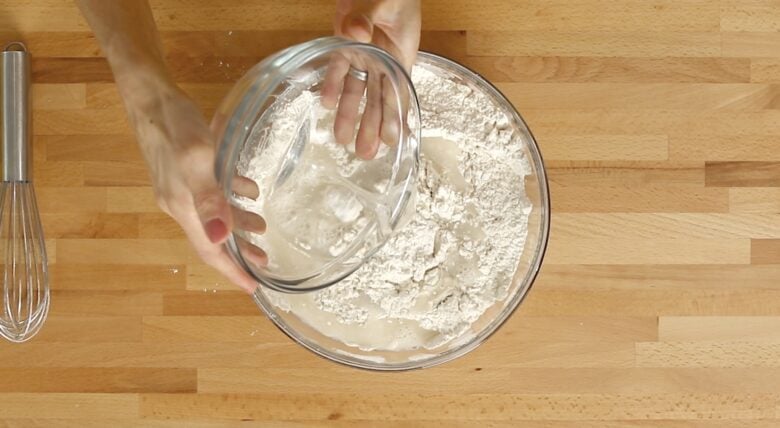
<box><xmin>348</xmin><ymin>65</ymin><xmax>368</xmax><ymax>82</ymax></box>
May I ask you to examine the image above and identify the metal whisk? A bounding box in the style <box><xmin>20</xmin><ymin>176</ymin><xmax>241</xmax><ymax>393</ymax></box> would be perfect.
<box><xmin>0</xmin><ymin>42</ymin><xmax>50</xmax><ymax>342</ymax></box>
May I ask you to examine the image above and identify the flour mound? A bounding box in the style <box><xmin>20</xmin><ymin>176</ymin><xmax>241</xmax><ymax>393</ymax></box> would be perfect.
<box><xmin>261</xmin><ymin>64</ymin><xmax>533</xmax><ymax>350</ymax></box>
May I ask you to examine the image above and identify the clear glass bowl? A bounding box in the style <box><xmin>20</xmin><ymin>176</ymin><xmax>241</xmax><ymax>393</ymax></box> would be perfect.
<box><xmin>213</xmin><ymin>37</ymin><xmax>420</xmax><ymax>292</ymax></box>
<box><xmin>251</xmin><ymin>52</ymin><xmax>551</xmax><ymax>370</ymax></box>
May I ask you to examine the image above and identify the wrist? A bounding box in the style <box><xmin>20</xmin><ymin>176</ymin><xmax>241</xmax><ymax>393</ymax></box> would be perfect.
<box><xmin>115</xmin><ymin>64</ymin><xmax>177</xmax><ymax>109</ymax></box>
<box><xmin>116</xmin><ymin>68</ymin><xmax>186</xmax><ymax>154</ymax></box>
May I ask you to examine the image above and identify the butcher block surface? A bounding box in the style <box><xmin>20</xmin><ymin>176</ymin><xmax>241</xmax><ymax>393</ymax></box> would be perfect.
<box><xmin>3</xmin><ymin>1</ymin><xmax>780</xmax><ymax>426</ymax></box>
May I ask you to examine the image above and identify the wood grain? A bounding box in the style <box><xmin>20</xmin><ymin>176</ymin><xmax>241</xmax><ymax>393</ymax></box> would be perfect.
<box><xmin>32</xmin><ymin>316</ymin><xmax>143</xmax><ymax>342</ymax></box>
<box><xmin>466</xmin><ymin>56</ymin><xmax>752</xmax><ymax>84</ymax></box>
<box><xmin>502</xmin><ymin>83</ymin><xmax>776</xmax><ymax>110</ymax></box>
<box><xmin>659</xmin><ymin>316</ymin><xmax>780</xmax><ymax>342</ymax></box>
<box><xmin>138</xmin><ymin>392</ymin><xmax>778</xmax><ymax>421</ymax></box>
<box><xmin>161</xmin><ymin>291</ymin><xmax>260</xmax><ymax>316</ymax></box>
<box><xmin>42</xmin><ymin>213</ymin><xmax>139</xmax><ymax>239</ymax></box>
<box><xmin>751</xmin><ymin>239</ymin><xmax>780</xmax><ymax>264</ymax></box>
<box><xmin>0</xmin><ymin>368</ymin><xmax>196</xmax><ymax>393</ymax></box>
<box><xmin>0</xmin><ymin>393</ymin><xmax>139</xmax><ymax>419</ymax></box>
<box><xmin>43</xmin><ymin>135</ymin><xmax>143</xmax><ymax>163</ymax></box>
<box><xmin>50</xmin><ymin>264</ymin><xmax>184</xmax><ymax>291</ymax></box>
<box><xmin>752</xmin><ymin>59</ymin><xmax>780</xmax><ymax>83</ymax></box>
<box><xmin>47</xmin><ymin>291</ymin><xmax>163</xmax><ymax>316</ymax></box>
<box><xmin>637</xmin><ymin>342</ymin><xmax>780</xmax><ymax>368</ymax></box>
<box><xmin>1</xmin><ymin>0</ymin><xmax>780</xmax><ymax>425</ymax></box>
<box><xmin>551</xmin><ymin>185</ymin><xmax>729</xmax><ymax>213</ymax></box>
<box><xmin>670</xmin><ymin>134</ymin><xmax>780</xmax><ymax>161</ymax></box>
<box><xmin>721</xmin><ymin>1</ymin><xmax>780</xmax><ymax>32</ymax></box>
<box><xmin>553</xmin><ymin>213</ymin><xmax>780</xmax><ymax>240</ymax></box>
<box><xmin>730</xmin><ymin>188</ymin><xmax>780</xmax><ymax>213</ymax></box>
<box><xmin>539</xmin><ymin>135</ymin><xmax>668</xmax><ymax>161</ymax></box>
<box><xmin>196</xmin><ymin>367</ymin><xmax>780</xmax><ymax>394</ymax></box>
<box><xmin>706</xmin><ymin>162</ymin><xmax>780</xmax><ymax>187</ymax></box>
<box><xmin>547</xmin><ymin>161</ymin><xmax>703</xmax><ymax>186</ymax></box>
<box><xmin>55</xmin><ymin>239</ymin><xmax>189</xmax><ymax>264</ymax></box>
<box><xmin>468</xmin><ymin>32</ymin><xmax>722</xmax><ymax>58</ymax></box>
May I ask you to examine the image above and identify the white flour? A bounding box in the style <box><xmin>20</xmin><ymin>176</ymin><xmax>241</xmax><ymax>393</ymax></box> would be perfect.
<box><xmin>235</xmin><ymin>89</ymin><xmax>377</xmax><ymax>275</ymax></box>
<box><xmin>243</xmin><ymin>64</ymin><xmax>532</xmax><ymax>351</ymax></box>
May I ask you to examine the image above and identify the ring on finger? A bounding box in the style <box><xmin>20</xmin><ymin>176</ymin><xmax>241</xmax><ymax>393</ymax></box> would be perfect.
<box><xmin>348</xmin><ymin>65</ymin><xmax>368</xmax><ymax>82</ymax></box>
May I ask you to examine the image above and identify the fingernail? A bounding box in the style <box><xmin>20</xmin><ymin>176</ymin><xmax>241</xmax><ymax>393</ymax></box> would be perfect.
<box><xmin>204</xmin><ymin>218</ymin><xmax>228</xmax><ymax>243</ymax></box>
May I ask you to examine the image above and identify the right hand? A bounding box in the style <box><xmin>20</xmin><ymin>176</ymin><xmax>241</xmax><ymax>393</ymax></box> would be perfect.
<box><xmin>321</xmin><ymin>0</ymin><xmax>421</xmax><ymax>160</ymax></box>
<box><xmin>125</xmin><ymin>81</ymin><xmax>267</xmax><ymax>293</ymax></box>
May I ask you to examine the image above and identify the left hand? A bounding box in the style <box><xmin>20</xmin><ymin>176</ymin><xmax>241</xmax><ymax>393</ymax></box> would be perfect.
<box><xmin>321</xmin><ymin>0</ymin><xmax>421</xmax><ymax>159</ymax></box>
<box><xmin>126</xmin><ymin>81</ymin><xmax>267</xmax><ymax>294</ymax></box>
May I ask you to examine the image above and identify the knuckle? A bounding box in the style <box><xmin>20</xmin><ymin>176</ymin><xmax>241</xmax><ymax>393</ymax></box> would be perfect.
<box><xmin>171</xmin><ymin>192</ymin><xmax>192</xmax><ymax>208</ymax></box>
<box><xmin>192</xmin><ymin>189</ymin><xmax>225</xmax><ymax>215</ymax></box>
<box><xmin>179</xmin><ymin>144</ymin><xmax>213</xmax><ymax>166</ymax></box>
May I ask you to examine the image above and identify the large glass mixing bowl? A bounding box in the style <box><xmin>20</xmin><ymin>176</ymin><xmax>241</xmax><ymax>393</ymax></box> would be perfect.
<box><xmin>213</xmin><ymin>37</ymin><xmax>420</xmax><ymax>293</ymax></box>
<box><xmin>252</xmin><ymin>52</ymin><xmax>551</xmax><ymax>370</ymax></box>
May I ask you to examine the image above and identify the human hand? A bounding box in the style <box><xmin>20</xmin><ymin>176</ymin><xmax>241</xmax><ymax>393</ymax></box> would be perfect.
<box><xmin>77</xmin><ymin>0</ymin><xmax>266</xmax><ymax>292</ymax></box>
<box><xmin>321</xmin><ymin>0</ymin><xmax>421</xmax><ymax>159</ymax></box>
<box><xmin>126</xmin><ymin>81</ymin><xmax>267</xmax><ymax>293</ymax></box>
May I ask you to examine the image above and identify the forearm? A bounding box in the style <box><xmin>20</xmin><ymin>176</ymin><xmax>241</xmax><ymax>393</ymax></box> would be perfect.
<box><xmin>76</xmin><ymin>0</ymin><xmax>175</xmax><ymax>110</ymax></box>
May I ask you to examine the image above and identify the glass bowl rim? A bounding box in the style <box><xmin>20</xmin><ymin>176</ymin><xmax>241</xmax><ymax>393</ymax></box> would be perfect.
<box><xmin>251</xmin><ymin>50</ymin><xmax>551</xmax><ymax>371</ymax></box>
<box><xmin>215</xmin><ymin>36</ymin><xmax>422</xmax><ymax>293</ymax></box>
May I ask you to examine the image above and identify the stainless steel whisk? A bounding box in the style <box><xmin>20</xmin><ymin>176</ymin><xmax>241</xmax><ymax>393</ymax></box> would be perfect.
<box><xmin>0</xmin><ymin>42</ymin><xmax>50</xmax><ymax>342</ymax></box>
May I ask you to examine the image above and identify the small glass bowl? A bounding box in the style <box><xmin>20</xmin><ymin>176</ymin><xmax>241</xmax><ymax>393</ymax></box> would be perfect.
<box><xmin>213</xmin><ymin>37</ymin><xmax>421</xmax><ymax>293</ymax></box>
<box><xmin>252</xmin><ymin>52</ymin><xmax>551</xmax><ymax>370</ymax></box>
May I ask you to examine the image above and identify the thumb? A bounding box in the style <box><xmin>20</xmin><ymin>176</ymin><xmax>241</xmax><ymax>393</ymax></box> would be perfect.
<box><xmin>340</xmin><ymin>12</ymin><xmax>373</xmax><ymax>43</ymax></box>
<box><xmin>192</xmin><ymin>180</ymin><xmax>233</xmax><ymax>245</ymax></box>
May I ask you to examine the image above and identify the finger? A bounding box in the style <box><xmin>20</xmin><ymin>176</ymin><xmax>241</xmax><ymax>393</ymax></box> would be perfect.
<box><xmin>334</xmin><ymin>0</ymin><xmax>354</xmax><ymax>32</ymax></box>
<box><xmin>211</xmin><ymin>249</ymin><xmax>259</xmax><ymax>294</ymax></box>
<box><xmin>380</xmin><ymin>75</ymin><xmax>402</xmax><ymax>146</ymax></box>
<box><xmin>378</xmin><ymin>29</ymin><xmax>418</xmax><ymax>73</ymax></box>
<box><xmin>187</xmin><ymin>147</ymin><xmax>233</xmax><ymax>245</ymax></box>
<box><xmin>366</xmin><ymin>2</ymin><xmax>421</xmax><ymax>72</ymax></box>
<box><xmin>236</xmin><ymin>236</ymin><xmax>268</xmax><ymax>268</ymax></box>
<box><xmin>340</xmin><ymin>12</ymin><xmax>373</xmax><ymax>43</ymax></box>
<box><xmin>173</xmin><ymin>209</ymin><xmax>257</xmax><ymax>294</ymax></box>
<box><xmin>334</xmin><ymin>0</ymin><xmax>373</xmax><ymax>43</ymax></box>
<box><xmin>194</xmin><ymin>188</ymin><xmax>231</xmax><ymax>244</ymax></box>
<box><xmin>231</xmin><ymin>175</ymin><xmax>259</xmax><ymax>200</ymax></box>
<box><xmin>334</xmin><ymin>72</ymin><xmax>367</xmax><ymax>145</ymax></box>
<box><xmin>321</xmin><ymin>54</ymin><xmax>350</xmax><ymax>110</ymax></box>
<box><xmin>209</xmin><ymin>110</ymin><xmax>228</xmax><ymax>136</ymax></box>
<box><xmin>231</xmin><ymin>206</ymin><xmax>266</xmax><ymax>234</ymax></box>
<box><xmin>355</xmin><ymin>70</ymin><xmax>382</xmax><ymax>159</ymax></box>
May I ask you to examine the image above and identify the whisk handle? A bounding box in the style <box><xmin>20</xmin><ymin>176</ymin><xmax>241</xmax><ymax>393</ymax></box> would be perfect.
<box><xmin>1</xmin><ymin>42</ymin><xmax>31</xmax><ymax>182</ymax></box>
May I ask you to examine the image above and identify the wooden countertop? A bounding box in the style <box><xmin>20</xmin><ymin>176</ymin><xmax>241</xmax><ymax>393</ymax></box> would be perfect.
<box><xmin>3</xmin><ymin>0</ymin><xmax>780</xmax><ymax>425</ymax></box>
